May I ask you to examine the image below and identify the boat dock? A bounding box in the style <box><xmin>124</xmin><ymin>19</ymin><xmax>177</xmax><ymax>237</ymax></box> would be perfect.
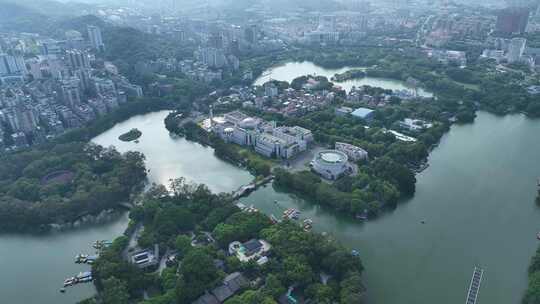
<box><xmin>465</xmin><ymin>266</ymin><xmax>484</xmax><ymax>304</ymax></box>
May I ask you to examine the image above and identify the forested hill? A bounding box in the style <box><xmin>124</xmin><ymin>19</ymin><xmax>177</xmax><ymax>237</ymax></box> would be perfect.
<box><xmin>0</xmin><ymin>0</ymin><xmax>93</xmax><ymax>32</ymax></box>
<box><xmin>0</xmin><ymin>2</ymin><xmax>49</xmax><ymax>32</ymax></box>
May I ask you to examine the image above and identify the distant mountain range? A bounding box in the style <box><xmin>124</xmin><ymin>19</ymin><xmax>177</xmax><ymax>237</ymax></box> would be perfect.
<box><xmin>0</xmin><ymin>0</ymin><xmax>93</xmax><ymax>17</ymax></box>
<box><xmin>0</xmin><ymin>0</ymin><xmax>104</xmax><ymax>35</ymax></box>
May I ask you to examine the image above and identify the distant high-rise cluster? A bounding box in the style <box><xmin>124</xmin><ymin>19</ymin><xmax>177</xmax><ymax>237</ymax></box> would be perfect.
<box><xmin>496</xmin><ymin>7</ymin><xmax>531</xmax><ymax>34</ymax></box>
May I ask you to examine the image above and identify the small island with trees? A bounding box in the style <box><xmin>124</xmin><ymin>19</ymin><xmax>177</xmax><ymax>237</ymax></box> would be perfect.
<box><xmin>331</xmin><ymin>69</ymin><xmax>367</xmax><ymax>82</ymax></box>
<box><xmin>119</xmin><ymin>128</ymin><xmax>143</xmax><ymax>142</ymax></box>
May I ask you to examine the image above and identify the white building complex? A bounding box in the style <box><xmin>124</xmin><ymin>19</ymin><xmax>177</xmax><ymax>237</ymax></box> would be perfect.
<box><xmin>211</xmin><ymin>111</ymin><xmax>313</xmax><ymax>159</ymax></box>
<box><xmin>311</xmin><ymin>150</ymin><xmax>349</xmax><ymax>180</ymax></box>
<box><xmin>335</xmin><ymin>142</ymin><xmax>368</xmax><ymax>162</ymax></box>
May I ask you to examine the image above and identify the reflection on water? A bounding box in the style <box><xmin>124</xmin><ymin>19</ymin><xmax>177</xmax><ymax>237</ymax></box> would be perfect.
<box><xmin>254</xmin><ymin>61</ymin><xmax>433</xmax><ymax>97</ymax></box>
<box><xmin>92</xmin><ymin>111</ymin><xmax>254</xmax><ymax>193</ymax></box>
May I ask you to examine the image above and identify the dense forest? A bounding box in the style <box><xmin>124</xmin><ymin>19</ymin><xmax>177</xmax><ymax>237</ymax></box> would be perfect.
<box><xmin>85</xmin><ymin>179</ymin><xmax>365</xmax><ymax>304</ymax></box>
<box><xmin>0</xmin><ymin>142</ymin><xmax>147</xmax><ymax>232</ymax></box>
<box><xmin>524</xmin><ymin>246</ymin><xmax>540</xmax><ymax>304</ymax></box>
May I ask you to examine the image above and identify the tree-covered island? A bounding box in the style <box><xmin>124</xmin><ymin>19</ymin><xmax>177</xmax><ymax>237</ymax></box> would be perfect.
<box><xmin>119</xmin><ymin>128</ymin><xmax>143</xmax><ymax>142</ymax></box>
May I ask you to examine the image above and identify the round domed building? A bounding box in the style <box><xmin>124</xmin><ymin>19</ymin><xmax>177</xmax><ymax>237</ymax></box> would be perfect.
<box><xmin>311</xmin><ymin>150</ymin><xmax>349</xmax><ymax>180</ymax></box>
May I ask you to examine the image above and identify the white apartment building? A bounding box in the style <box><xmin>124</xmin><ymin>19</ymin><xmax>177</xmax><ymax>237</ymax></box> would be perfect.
<box><xmin>335</xmin><ymin>142</ymin><xmax>368</xmax><ymax>162</ymax></box>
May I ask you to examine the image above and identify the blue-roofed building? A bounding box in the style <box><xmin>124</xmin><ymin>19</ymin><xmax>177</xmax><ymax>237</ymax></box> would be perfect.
<box><xmin>351</xmin><ymin>108</ymin><xmax>375</xmax><ymax>120</ymax></box>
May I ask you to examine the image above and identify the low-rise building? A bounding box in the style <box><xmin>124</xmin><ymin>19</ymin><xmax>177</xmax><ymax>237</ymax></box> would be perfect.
<box><xmin>212</xmin><ymin>111</ymin><xmax>312</xmax><ymax>159</ymax></box>
<box><xmin>335</xmin><ymin>106</ymin><xmax>353</xmax><ymax>117</ymax></box>
<box><xmin>351</xmin><ymin>107</ymin><xmax>375</xmax><ymax>120</ymax></box>
<box><xmin>427</xmin><ymin>49</ymin><xmax>467</xmax><ymax>67</ymax></box>
<box><xmin>130</xmin><ymin>244</ymin><xmax>159</xmax><ymax>269</ymax></box>
<box><xmin>228</xmin><ymin>239</ymin><xmax>271</xmax><ymax>264</ymax></box>
<box><xmin>192</xmin><ymin>272</ymin><xmax>249</xmax><ymax>304</ymax></box>
<box><xmin>11</xmin><ymin>132</ymin><xmax>28</xmax><ymax>148</ymax></box>
<box><xmin>254</xmin><ymin>133</ymin><xmax>288</xmax><ymax>158</ymax></box>
<box><xmin>311</xmin><ymin>150</ymin><xmax>349</xmax><ymax>180</ymax></box>
<box><xmin>335</xmin><ymin>142</ymin><xmax>368</xmax><ymax>162</ymax></box>
<box><xmin>397</xmin><ymin>118</ymin><xmax>433</xmax><ymax>132</ymax></box>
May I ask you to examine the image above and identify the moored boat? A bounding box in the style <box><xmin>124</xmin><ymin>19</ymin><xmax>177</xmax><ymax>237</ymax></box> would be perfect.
<box><xmin>282</xmin><ymin>208</ymin><xmax>300</xmax><ymax>220</ymax></box>
<box><xmin>63</xmin><ymin>277</ymin><xmax>76</xmax><ymax>287</ymax></box>
<box><xmin>303</xmin><ymin>218</ymin><xmax>313</xmax><ymax>231</ymax></box>
<box><xmin>355</xmin><ymin>210</ymin><xmax>369</xmax><ymax>221</ymax></box>
<box><xmin>75</xmin><ymin>254</ymin><xmax>89</xmax><ymax>263</ymax></box>
<box><xmin>76</xmin><ymin>271</ymin><xmax>93</xmax><ymax>283</ymax></box>
<box><xmin>270</xmin><ymin>214</ymin><xmax>279</xmax><ymax>224</ymax></box>
<box><xmin>93</xmin><ymin>240</ymin><xmax>112</xmax><ymax>250</ymax></box>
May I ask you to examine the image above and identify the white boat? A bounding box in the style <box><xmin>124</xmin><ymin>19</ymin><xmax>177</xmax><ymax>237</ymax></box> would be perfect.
<box><xmin>75</xmin><ymin>254</ymin><xmax>89</xmax><ymax>263</ymax></box>
<box><xmin>270</xmin><ymin>214</ymin><xmax>279</xmax><ymax>224</ymax></box>
<box><xmin>63</xmin><ymin>277</ymin><xmax>76</xmax><ymax>287</ymax></box>
<box><xmin>303</xmin><ymin>218</ymin><xmax>313</xmax><ymax>231</ymax></box>
<box><xmin>76</xmin><ymin>271</ymin><xmax>93</xmax><ymax>283</ymax></box>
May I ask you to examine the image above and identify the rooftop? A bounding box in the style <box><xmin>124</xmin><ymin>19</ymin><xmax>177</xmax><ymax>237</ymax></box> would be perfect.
<box><xmin>317</xmin><ymin>150</ymin><xmax>348</xmax><ymax>164</ymax></box>
<box><xmin>351</xmin><ymin>107</ymin><xmax>375</xmax><ymax>118</ymax></box>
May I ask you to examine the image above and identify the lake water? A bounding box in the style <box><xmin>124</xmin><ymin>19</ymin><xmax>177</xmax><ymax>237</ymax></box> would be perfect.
<box><xmin>92</xmin><ymin>111</ymin><xmax>253</xmax><ymax>193</ymax></box>
<box><xmin>88</xmin><ymin>110</ymin><xmax>540</xmax><ymax>304</ymax></box>
<box><xmin>3</xmin><ymin>89</ymin><xmax>539</xmax><ymax>304</ymax></box>
<box><xmin>0</xmin><ymin>213</ymin><xmax>129</xmax><ymax>304</ymax></box>
<box><xmin>241</xmin><ymin>112</ymin><xmax>540</xmax><ymax>304</ymax></box>
<box><xmin>253</xmin><ymin>61</ymin><xmax>433</xmax><ymax>97</ymax></box>
<box><xmin>0</xmin><ymin>111</ymin><xmax>253</xmax><ymax>304</ymax></box>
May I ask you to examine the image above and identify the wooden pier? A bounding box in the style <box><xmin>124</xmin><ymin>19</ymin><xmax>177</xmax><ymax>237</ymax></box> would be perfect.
<box><xmin>465</xmin><ymin>266</ymin><xmax>484</xmax><ymax>304</ymax></box>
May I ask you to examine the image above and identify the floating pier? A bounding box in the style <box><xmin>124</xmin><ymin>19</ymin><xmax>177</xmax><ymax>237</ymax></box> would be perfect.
<box><xmin>465</xmin><ymin>266</ymin><xmax>484</xmax><ymax>304</ymax></box>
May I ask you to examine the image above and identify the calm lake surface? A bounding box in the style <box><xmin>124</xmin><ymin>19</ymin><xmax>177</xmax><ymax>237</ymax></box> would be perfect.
<box><xmin>0</xmin><ymin>213</ymin><xmax>129</xmax><ymax>304</ymax></box>
<box><xmin>241</xmin><ymin>112</ymin><xmax>540</xmax><ymax>304</ymax></box>
<box><xmin>254</xmin><ymin>61</ymin><xmax>433</xmax><ymax>97</ymax></box>
<box><xmin>3</xmin><ymin>80</ymin><xmax>539</xmax><ymax>304</ymax></box>
<box><xmin>92</xmin><ymin>111</ymin><xmax>253</xmax><ymax>193</ymax></box>
<box><xmin>0</xmin><ymin>111</ymin><xmax>253</xmax><ymax>304</ymax></box>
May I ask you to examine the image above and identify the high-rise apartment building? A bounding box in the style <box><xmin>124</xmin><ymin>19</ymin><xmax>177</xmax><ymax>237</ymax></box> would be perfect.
<box><xmin>507</xmin><ymin>37</ymin><xmax>527</xmax><ymax>62</ymax></box>
<box><xmin>87</xmin><ymin>25</ymin><xmax>105</xmax><ymax>52</ymax></box>
<box><xmin>0</xmin><ymin>53</ymin><xmax>27</xmax><ymax>76</ymax></box>
<box><xmin>66</xmin><ymin>49</ymin><xmax>90</xmax><ymax>69</ymax></box>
